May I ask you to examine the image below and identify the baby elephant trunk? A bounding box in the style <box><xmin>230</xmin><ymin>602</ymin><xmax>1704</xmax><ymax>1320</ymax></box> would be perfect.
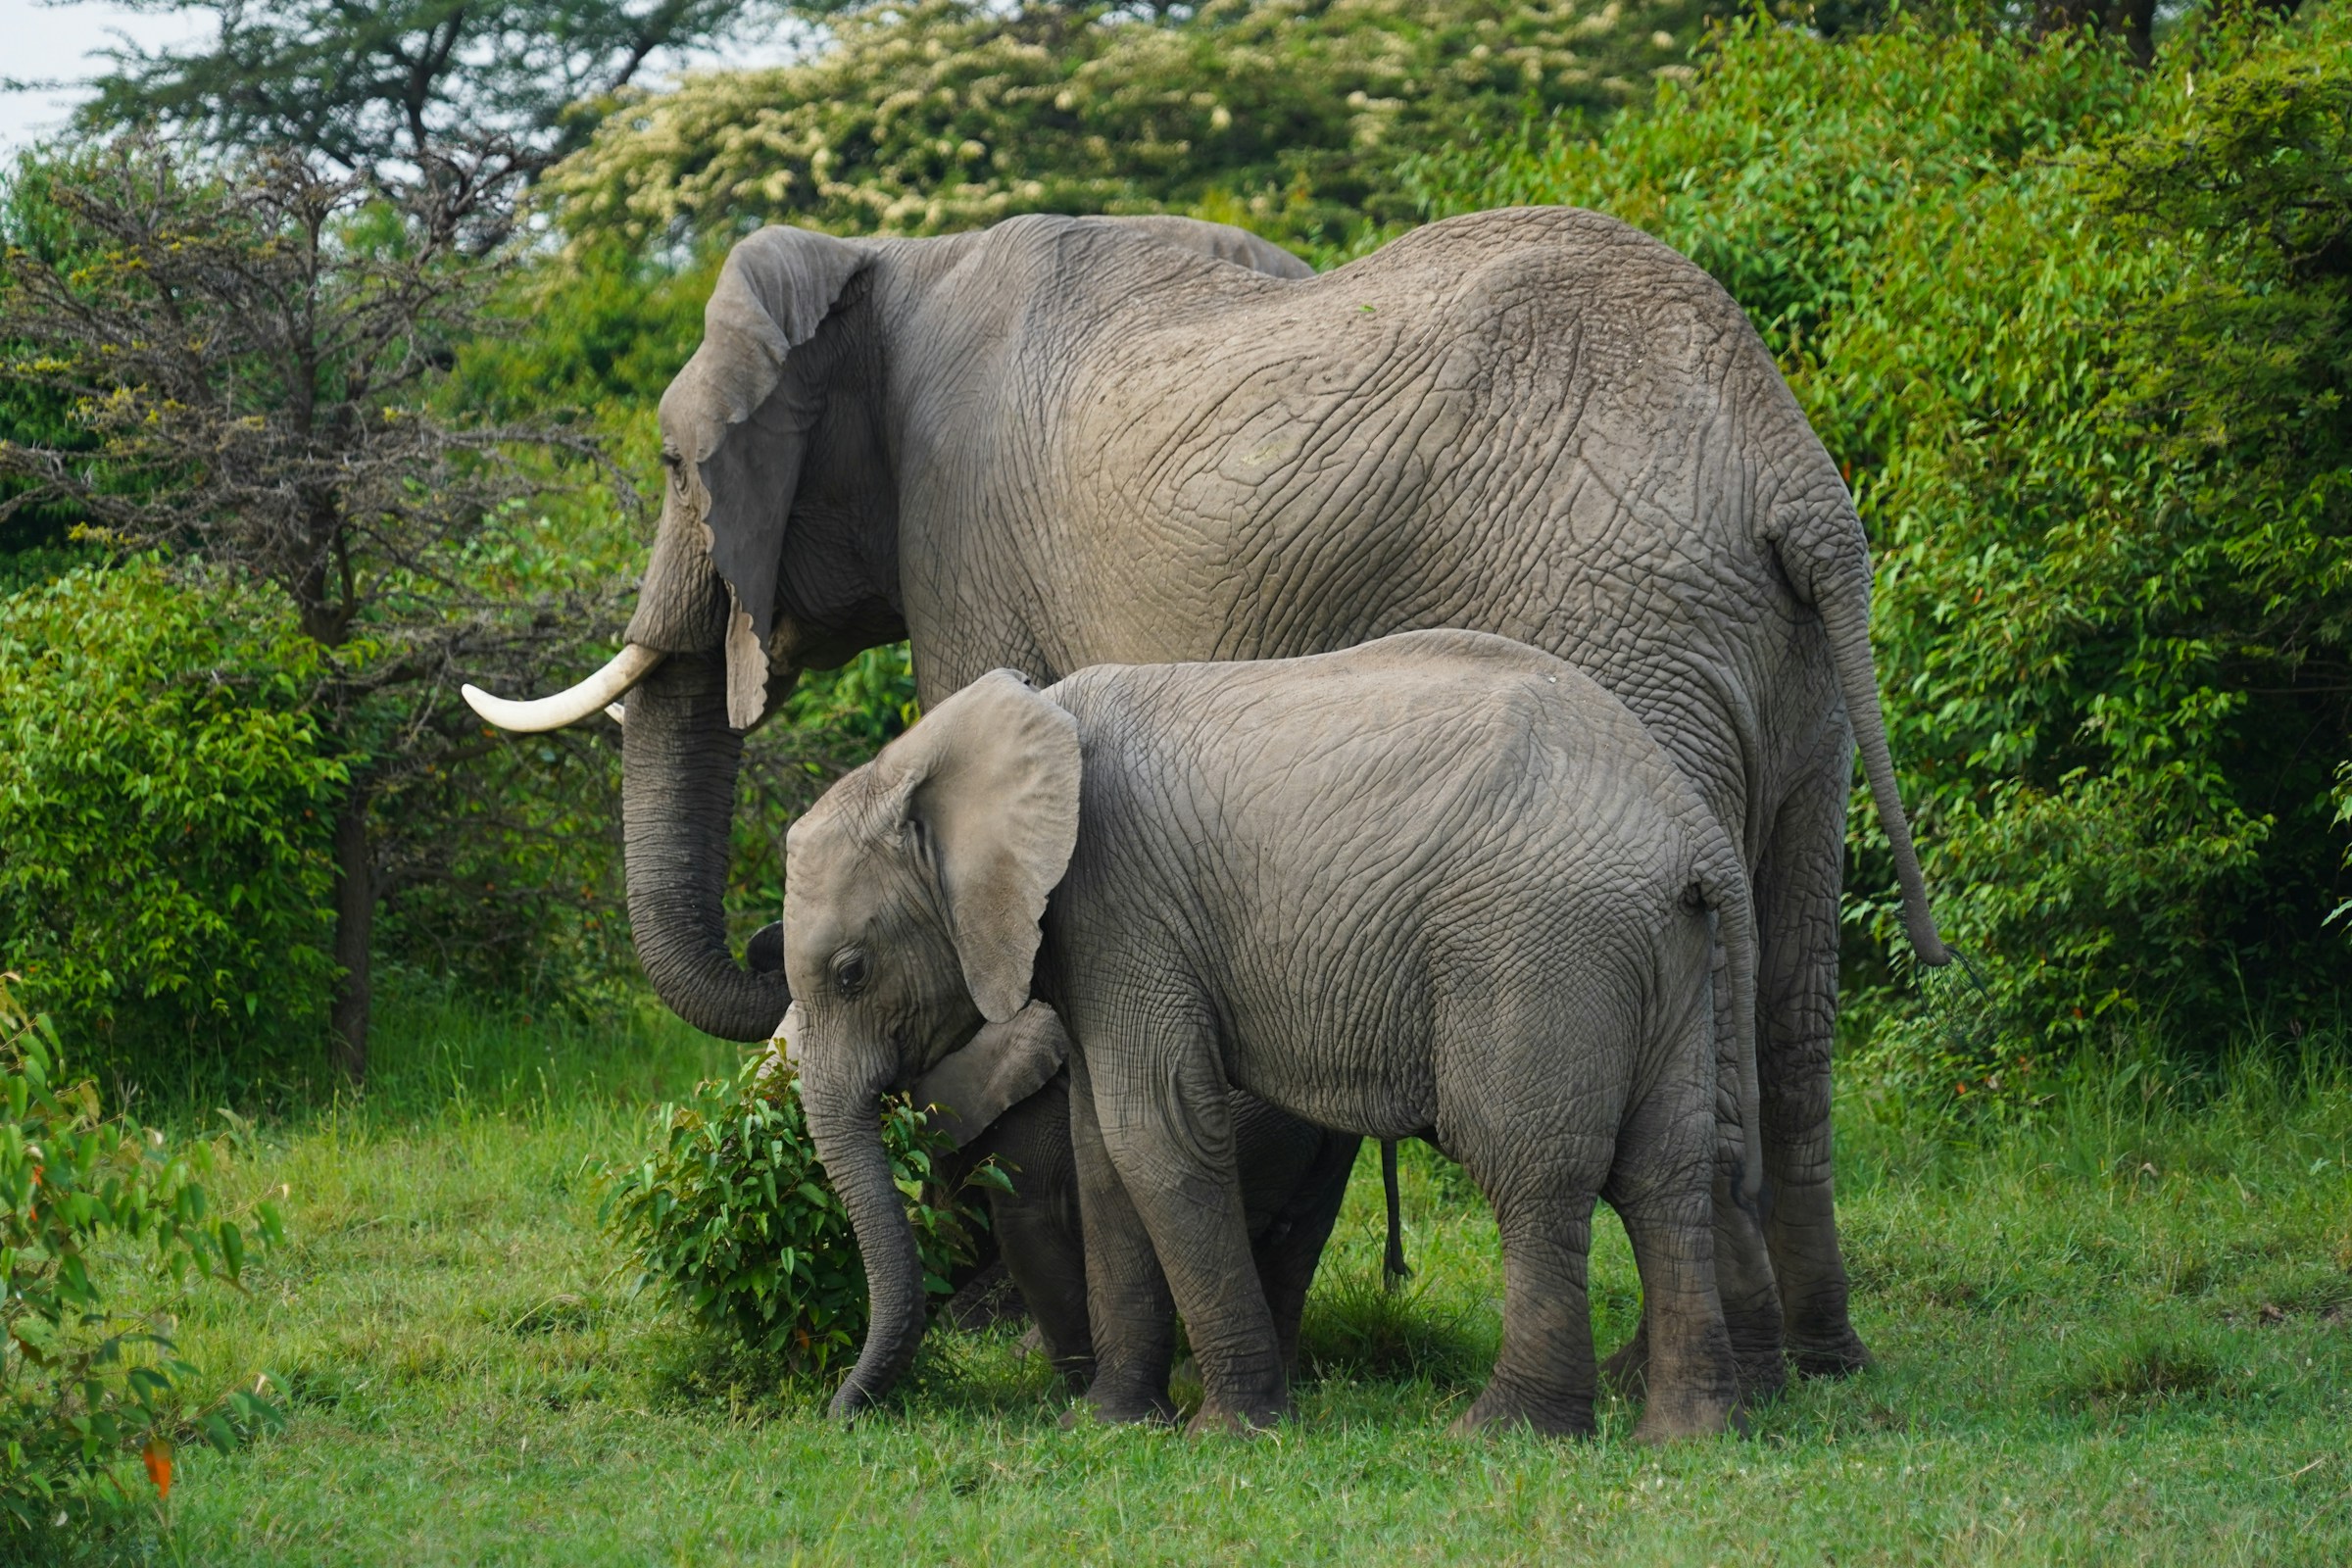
<box><xmin>1694</xmin><ymin>830</ymin><xmax>1763</xmax><ymax>1215</ymax></box>
<box><xmin>803</xmin><ymin>1087</ymin><xmax>931</xmax><ymax>1417</ymax></box>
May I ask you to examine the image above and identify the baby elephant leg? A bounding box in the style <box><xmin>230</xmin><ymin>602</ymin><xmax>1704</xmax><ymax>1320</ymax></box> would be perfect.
<box><xmin>1444</xmin><ymin>1001</ymin><xmax>1619</xmax><ymax>1438</ymax></box>
<box><xmin>1065</xmin><ymin>1050</ymin><xmax>1178</xmax><ymax>1426</ymax></box>
<box><xmin>1093</xmin><ymin>1032</ymin><xmax>1288</xmax><ymax>1434</ymax></box>
<box><xmin>1453</xmin><ymin>1178</ymin><xmax>1602</xmax><ymax>1437</ymax></box>
<box><xmin>1602</xmin><ymin>1147</ymin><xmax>1788</xmax><ymax>1405</ymax></box>
<box><xmin>1606</xmin><ymin>1023</ymin><xmax>1744</xmax><ymax>1443</ymax></box>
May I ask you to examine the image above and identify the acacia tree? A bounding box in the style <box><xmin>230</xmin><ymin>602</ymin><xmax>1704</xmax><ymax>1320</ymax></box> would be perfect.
<box><xmin>0</xmin><ymin>139</ymin><xmax>629</xmax><ymax>1080</ymax></box>
<box><xmin>69</xmin><ymin>0</ymin><xmax>790</xmax><ymax>190</ymax></box>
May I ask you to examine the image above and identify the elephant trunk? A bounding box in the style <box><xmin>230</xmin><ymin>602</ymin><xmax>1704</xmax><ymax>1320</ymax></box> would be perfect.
<box><xmin>621</xmin><ymin>649</ymin><xmax>796</xmax><ymax>1042</ymax></box>
<box><xmin>805</xmin><ymin>1084</ymin><xmax>931</xmax><ymax>1417</ymax></box>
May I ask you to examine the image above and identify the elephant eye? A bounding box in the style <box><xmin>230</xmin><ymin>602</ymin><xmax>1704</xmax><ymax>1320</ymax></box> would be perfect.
<box><xmin>832</xmin><ymin>950</ymin><xmax>871</xmax><ymax>997</ymax></box>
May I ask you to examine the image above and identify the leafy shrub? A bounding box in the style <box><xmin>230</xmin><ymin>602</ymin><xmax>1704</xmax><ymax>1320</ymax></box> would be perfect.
<box><xmin>1409</xmin><ymin>10</ymin><xmax>2352</xmax><ymax>1080</ymax></box>
<box><xmin>602</xmin><ymin>1052</ymin><xmax>1000</xmax><ymax>1374</ymax></box>
<box><xmin>0</xmin><ymin>972</ymin><xmax>283</xmax><ymax>1543</ymax></box>
<box><xmin>541</xmin><ymin>0</ymin><xmax>1727</xmax><ymax>258</ymax></box>
<box><xmin>0</xmin><ymin>561</ymin><xmax>346</xmax><ymax>1093</ymax></box>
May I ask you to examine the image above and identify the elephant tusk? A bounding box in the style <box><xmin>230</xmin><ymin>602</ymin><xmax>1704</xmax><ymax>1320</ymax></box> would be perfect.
<box><xmin>606</xmin><ymin>704</ymin><xmax>626</xmax><ymax>725</ymax></box>
<box><xmin>462</xmin><ymin>644</ymin><xmax>666</xmax><ymax>734</ymax></box>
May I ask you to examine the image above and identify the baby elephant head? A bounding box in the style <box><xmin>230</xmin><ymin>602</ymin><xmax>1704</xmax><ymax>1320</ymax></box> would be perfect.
<box><xmin>780</xmin><ymin>668</ymin><xmax>1081</xmax><ymax>1417</ymax></box>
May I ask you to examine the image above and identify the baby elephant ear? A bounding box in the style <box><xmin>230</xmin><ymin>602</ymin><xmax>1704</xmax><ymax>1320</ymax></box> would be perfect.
<box><xmin>907</xmin><ymin>1002</ymin><xmax>1072</xmax><ymax>1151</ymax></box>
<box><xmin>877</xmin><ymin>670</ymin><xmax>1081</xmax><ymax>1022</ymax></box>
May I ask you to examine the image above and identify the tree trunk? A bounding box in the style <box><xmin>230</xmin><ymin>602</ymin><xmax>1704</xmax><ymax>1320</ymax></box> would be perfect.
<box><xmin>328</xmin><ymin>790</ymin><xmax>373</xmax><ymax>1083</ymax></box>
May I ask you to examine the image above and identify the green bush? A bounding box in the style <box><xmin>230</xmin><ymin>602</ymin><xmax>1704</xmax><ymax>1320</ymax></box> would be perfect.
<box><xmin>0</xmin><ymin>973</ymin><xmax>283</xmax><ymax>1543</ymax></box>
<box><xmin>0</xmin><ymin>561</ymin><xmax>346</xmax><ymax>1093</ymax></box>
<box><xmin>1409</xmin><ymin>9</ymin><xmax>2352</xmax><ymax>1082</ymax></box>
<box><xmin>602</xmin><ymin>1052</ymin><xmax>1001</xmax><ymax>1374</ymax></box>
<box><xmin>541</xmin><ymin>0</ymin><xmax>1727</xmax><ymax>259</ymax></box>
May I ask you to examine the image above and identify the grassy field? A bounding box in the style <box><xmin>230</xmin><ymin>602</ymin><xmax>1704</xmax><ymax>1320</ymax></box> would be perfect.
<box><xmin>71</xmin><ymin>995</ymin><xmax>2352</xmax><ymax>1566</ymax></box>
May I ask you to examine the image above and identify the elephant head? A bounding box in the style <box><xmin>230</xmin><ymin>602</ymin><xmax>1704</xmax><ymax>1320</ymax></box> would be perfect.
<box><xmin>460</xmin><ymin>219</ymin><xmax>1309</xmax><ymax>1044</ymax></box>
<box><xmin>777</xmin><ymin>668</ymin><xmax>1081</xmax><ymax>1416</ymax></box>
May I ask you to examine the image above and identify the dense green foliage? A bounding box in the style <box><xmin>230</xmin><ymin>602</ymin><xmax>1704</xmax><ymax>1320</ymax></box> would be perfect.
<box><xmin>542</xmin><ymin>0</ymin><xmax>1725</xmax><ymax>257</ymax></box>
<box><xmin>12</xmin><ymin>0</ymin><xmax>2352</xmax><ymax>1095</ymax></box>
<box><xmin>0</xmin><ymin>975</ymin><xmax>281</xmax><ymax>1545</ymax></box>
<box><xmin>601</xmin><ymin>1051</ymin><xmax>994</xmax><ymax>1372</ymax></box>
<box><xmin>0</xmin><ymin>563</ymin><xmax>345</xmax><ymax>1088</ymax></box>
<box><xmin>1410</xmin><ymin>8</ymin><xmax>2352</xmax><ymax>1081</ymax></box>
<box><xmin>0</xmin><ymin>137</ymin><xmax>664</xmax><ymax>1078</ymax></box>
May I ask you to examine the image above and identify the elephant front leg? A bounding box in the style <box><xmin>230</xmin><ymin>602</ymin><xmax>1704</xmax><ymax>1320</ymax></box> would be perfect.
<box><xmin>1092</xmin><ymin>1039</ymin><xmax>1289</xmax><ymax>1433</ymax></box>
<box><xmin>1756</xmin><ymin>761</ymin><xmax>1872</xmax><ymax>1377</ymax></box>
<box><xmin>1064</xmin><ymin>1049</ymin><xmax>1179</xmax><ymax>1425</ymax></box>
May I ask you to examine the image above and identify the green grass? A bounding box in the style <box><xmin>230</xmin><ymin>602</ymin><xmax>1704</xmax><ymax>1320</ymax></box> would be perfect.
<box><xmin>72</xmin><ymin>1000</ymin><xmax>2352</xmax><ymax>1565</ymax></box>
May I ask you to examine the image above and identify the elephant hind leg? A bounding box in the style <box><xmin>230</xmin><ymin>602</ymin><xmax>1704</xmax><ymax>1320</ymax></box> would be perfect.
<box><xmin>1449</xmin><ymin>1184</ymin><xmax>1601</xmax><ymax>1438</ymax></box>
<box><xmin>1603</xmin><ymin>1109</ymin><xmax>1742</xmax><ymax>1441</ymax></box>
<box><xmin>1606</xmin><ymin>916</ymin><xmax>1788</xmax><ymax>1404</ymax></box>
<box><xmin>1755</xmin><ymin>751</ymin><xmax>1873</xmax><ymax>1378</ymax></box>
<box><xmin>1600</xmin><ymin>1175</ymin><xmax>1783</xmax><ymax>1405</ymax></box>
<box><xmin>1442</xmin><ymin>995</ymin><xmax>1623</xmax><ymax>1438</ymax></box>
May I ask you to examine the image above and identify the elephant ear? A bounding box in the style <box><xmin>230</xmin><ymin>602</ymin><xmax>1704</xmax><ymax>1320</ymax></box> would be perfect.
<box><xmin>907</xmin><ymin>1002</ymin><xmax>1071</xmax><ymax>1151</ymax></box>
<box><xmin>627</xmin><ymin>225</ymin><xmax>869</xmax><ymax>729</ymax></box>
<box><xmin>876</xmin><ymin>670</ymin><xmax>1082</xmax><ymax>1022</ymax></box>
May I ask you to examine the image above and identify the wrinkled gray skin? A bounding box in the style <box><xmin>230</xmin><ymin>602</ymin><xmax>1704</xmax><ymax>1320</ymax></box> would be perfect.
<box><xmin>888</xmin><ymin>1039</ymin><xmax>1361</xmax><ymax>1396</ymax></box>
<box><xmin>515</xmin><ymin>205</ymin><xmax>1944</xmax><ymax>1383</ymax></box>
<box><xmin>783</xmin><ymin>632</ymin><xmax>1764</xmax><ymax>1439</ymax></box>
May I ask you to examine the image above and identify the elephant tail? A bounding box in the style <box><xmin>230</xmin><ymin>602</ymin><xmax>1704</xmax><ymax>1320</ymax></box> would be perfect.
<box><xmin>1694</xmin><ymin>827</ymin><xmax>1764</xmax><ymax>1215</ymax></box>
<box><xmin>1381</xmin><ymin>1140</ymin><xmax>1411</xmax><ymax>1291</ymax></box>
<box><xmin>1815</xmin><ymin>562</ymin><xmax>1950</xmax><ymax>967</ymax></box>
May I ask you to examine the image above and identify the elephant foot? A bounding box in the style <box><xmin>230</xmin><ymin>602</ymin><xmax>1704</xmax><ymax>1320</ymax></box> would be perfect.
<box><xmin>1064</xmin><ymin>1382</ymin><xmax>1179</xmax><ymax>1429</ymax></box>
<box><xmin>828</xmin><ymin>1381</ymin><xmax>892</xmax><ymax>1424</ymax></box>
<box><xmin>1446</xmin><ymin>1383</ymin><xmax>1594</xmax><ymax>1439</ymax></box>
<box><xmin>1615</xmin><ymin>1317</ymin><xmax>1785</xmax><ymax>1403</ymax></box>
<box><xmin>1630</xmin><ymin>1389</ymin><xmax>1744</xmax><ymax>1446</ymax></box>
<box><xmin>1185</xmin><ymin>1396</ymin><xmax>1288</xmax><ymax>1438</ymax></box>
<box><xmin>1788</xmin><ymin>1327</ymin><xmax>1874</xmax><ymax>1380</ymax></box>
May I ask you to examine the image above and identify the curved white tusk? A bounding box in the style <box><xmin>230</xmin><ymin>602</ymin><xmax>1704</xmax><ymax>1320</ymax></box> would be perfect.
<box><xmin>605</xmin><ymin>703</ymin><xmax>626</xmax><ymax>725</ymax></box>
<box><xmin>462</xmin><ymin>644</ymin><xmax>665</xmax><ymax>734</ymax></box>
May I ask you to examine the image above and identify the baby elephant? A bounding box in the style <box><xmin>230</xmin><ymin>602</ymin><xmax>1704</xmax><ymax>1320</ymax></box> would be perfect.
<box><xmin>783</xmin><ymin>629</ymin><xmax>1758</xmax><ymax>1441</ymax></box>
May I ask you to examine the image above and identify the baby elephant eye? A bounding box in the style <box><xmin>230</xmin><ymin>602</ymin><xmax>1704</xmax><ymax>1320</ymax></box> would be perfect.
<box><xmin>832</xmin><ymin>951</ymin><xmax>871</xmax><ymax>997</ymax></box>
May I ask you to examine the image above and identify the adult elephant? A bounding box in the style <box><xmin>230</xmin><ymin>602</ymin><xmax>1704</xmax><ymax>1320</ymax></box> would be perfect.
<box><xmin>466</xmin><ymin>206</ymin><xmax>1946</xmax><ymax>1378</ymax></box>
